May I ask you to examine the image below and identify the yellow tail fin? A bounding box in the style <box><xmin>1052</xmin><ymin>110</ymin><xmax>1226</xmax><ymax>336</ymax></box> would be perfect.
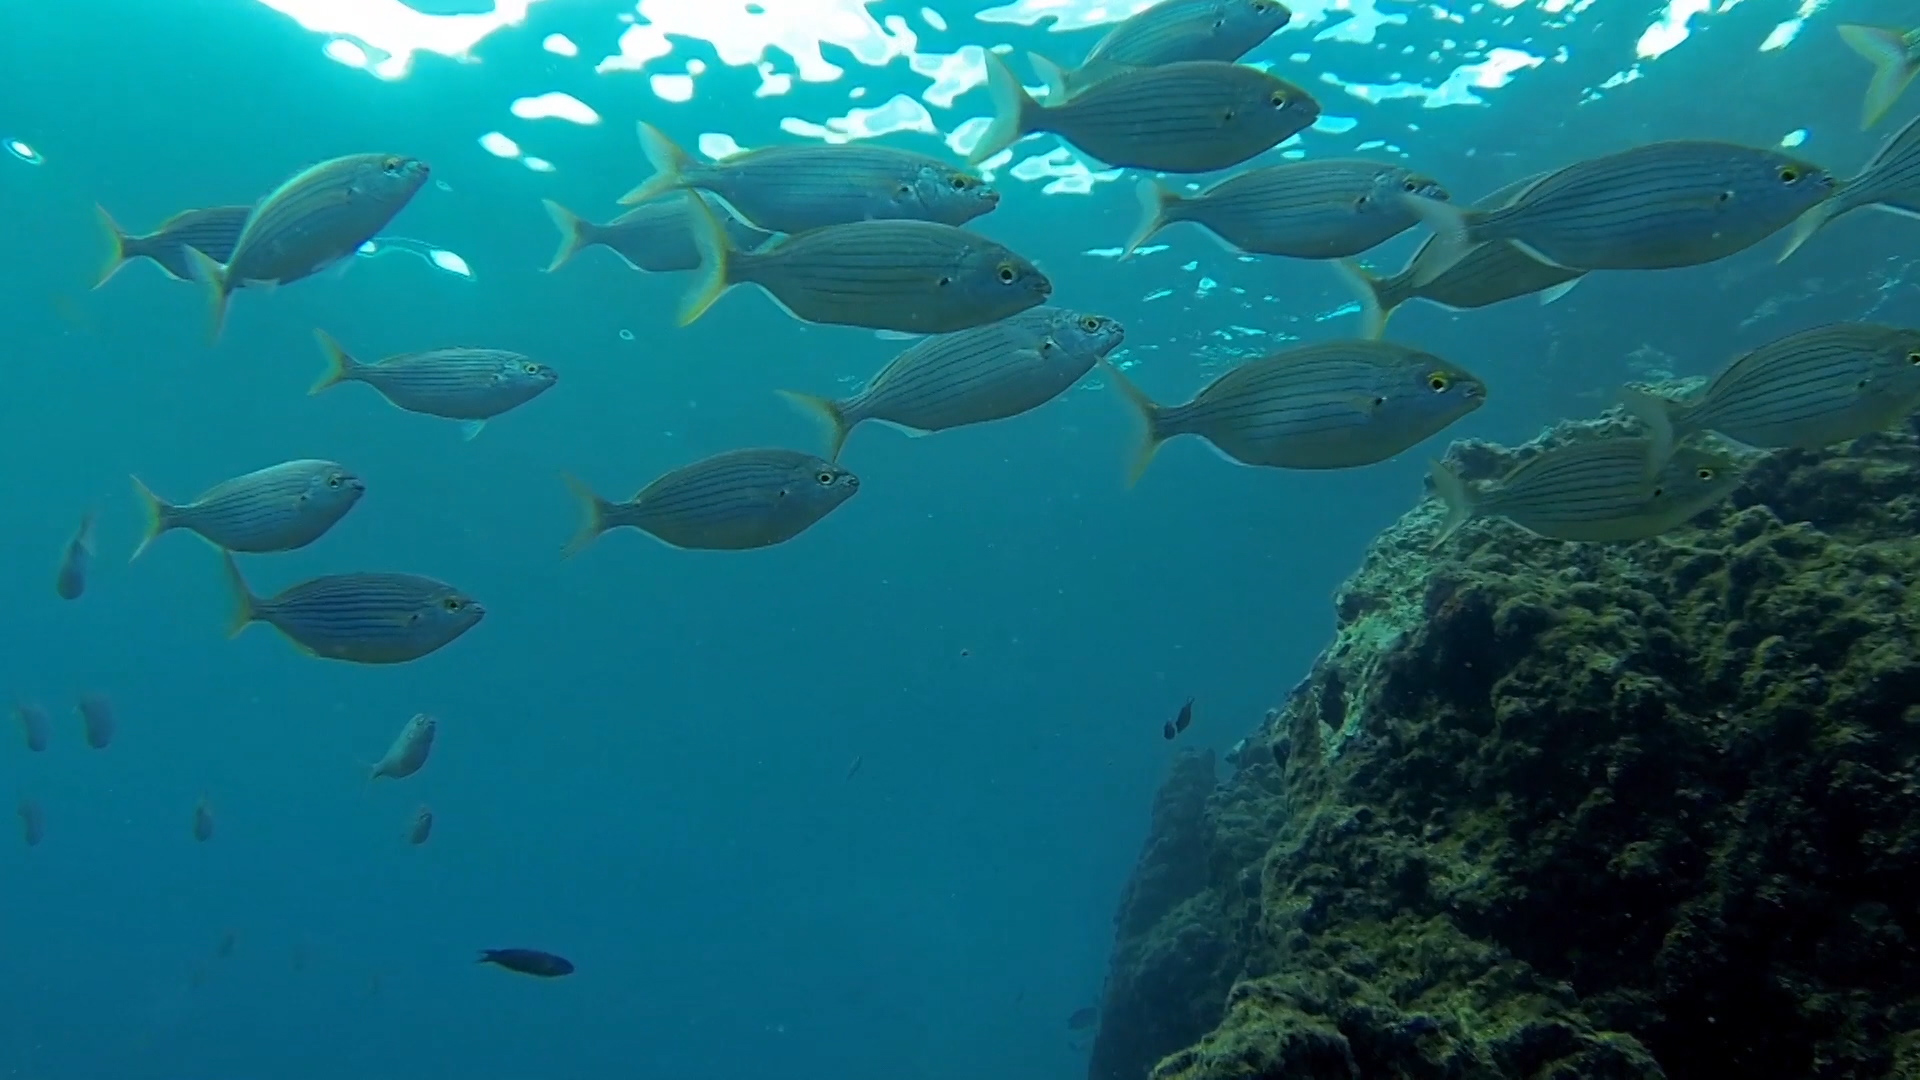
<box><xmin>621</xmin><ymin>121</ymin><xmax>697</xmax><ymax>205</ymax></box>
<box><xmin>775</xmin><ymin>389</ymin><xmax>855</xmax><ymax>462</ymax></box>
<box><xmin>1331</xmin><ymin>259</ymin><xmax>1393</xmax><ymax>340</ymax></box>
<box><xmin>183</xmin><ymin>246</ymin><xmax>232</xmax><ymax>346</ymax></box>
<box><xmin>93</xmin><ymin>204</ymin><xmax>133</xmax><ymax>290</ymax></box>
<box><xmin>218</xmin><ymin>550</ymin><xmax>259</xmax><ymax>638</ymax></box>
<box><xmin>129</xmin><ymin>475</ymin><xmax>176</xmax><ymax>563</ymax></box>
<box><xmin>310</xmin><ymin>329</ymin><xmax>360</xmax><ymax>394</ymax></box>
<box><xmin>1839</xmin><ymin>23</ymin><xmax>1920</xmax><ymax>129</ymax></box>
<box><xmin>560</xmin><ymin>473</ymin><xmax>614</xmax><ymax>558</ymax></box>
<box><xmin>968</xmin><ymin>50</ymin><xmax>1040</xmax><ymax>166</ymax></box>
<box><xmin>1097</xmin><ymin>359</ymin><xmax>1168</xmax><ymax>487</ymax></box>
<box><xmin>540</xmin><ymin>199</ymin><xmax>593</xmax><ymax>273</ymax></box>
<box><xmin>677</xmin><ymin>194</ymin><xmax>736</xmax><ymax>327</ymax></box>
<box><xmin>1122</xmin><ymin>179</ymin><xmax>1179</xmax><ymax>259</ymax></box>
<box><xmin>1427</xmin><ymin>459</ymin><xmax>1478</xmax><ymax>550</ymax></box>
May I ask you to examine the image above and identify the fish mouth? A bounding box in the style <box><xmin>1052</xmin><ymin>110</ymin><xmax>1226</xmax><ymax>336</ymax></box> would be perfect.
<box><xmin>348</xmin><ymin>478</ymin><xmax>367</xmax><ymax>492</ymax></box>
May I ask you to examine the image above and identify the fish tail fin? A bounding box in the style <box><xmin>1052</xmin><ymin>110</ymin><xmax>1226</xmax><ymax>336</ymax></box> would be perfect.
<box><xmin>128</xmin><ymin>475</ymin><xmax>177</xmax><ymax>563</ymax></box>
<box><xmin>621</xmin><ymin>121</ymin><xmax>696</xmax><ymax>205</ymax></box>
<box><xmin>775</xmin><ymin>389</ymin><xmax>854</xmax><ymax>461</ymax></box>
<box><xmin>1428</xmin><ymin>460</ymin><xmax>1478</xmax><ymax>550</ymax></box>
<box><xmin>1839</xmin><ymin>24</ymin><xmax>1920</xmax><ymax>129</ymax></box>
<box><xmin>93</xmin><ymin>204</ymin><xmax>134</xmax><ymax>289</ymax></box>
<box><xmin>560</xmin><ymin>473</ymin><xmax>615</xmax><ymax>558</ymax></box>
<box><xmin>1099</xmin><ymin>359</ymin><xmax>1168</xmax><ymax>488</ymax></box>
<box><xmin>540</xmin><ymin>199</ymin><xmax>594</xmax><ymax>273</ymax></box>
<box><xmin>309</xmin><ymin>329</ymin><xmax>362</xmax><ymax>394</ymax></box>
<box><xmin>1122</xmin><ymin>179</ymin><xmax>1181</xmax><ymax>259</ymax></box>
<box><xmin>218</xmin><ymin>550</ymin><xmax>259</xmax><ymax>638</ymax></box>
<box><xmin>1399</xmin><ymin>194</ymin><xmax>1477</xmax><ymax>285</ymax></box>
<box><xmin>677</xmin><ymin>194</ymin><xmax>736</xmax><ymax>327</ymax></box>
<box><xmin>969</xmin><ymin>50</ymin><xmax>1039</xmax><ymax>166</ymax></box>
<box><xmin>183</xmin><ymin>246</ymin><xmax>232</xmax><ymax>345</ymax></box>
<box><xmin>1777</xmin><ymin>199</ymin><xmax>1837</xmax><ymax>263</ymax></box>
<box><xmin>1028</xmin><ymin>50</ymin><xmax>1073</xmax><ymax>101</ymax></box>
<box><xmin>1332</xmin><ymin>258</ymin><xmax>1393</xmax><ymax>340</ymax></box>
<box><xmin>1617</xmin><ymin>385</ymin><xmax>1681</xmax><ymax>474</ymax></box>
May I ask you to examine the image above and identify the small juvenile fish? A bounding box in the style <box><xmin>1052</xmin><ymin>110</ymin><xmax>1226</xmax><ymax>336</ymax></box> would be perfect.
<box><xmin>192</xmin><ymin>797</ymin><xmax>215</xmax><ymax>842</ymax></box>
<box><xmin>78</xmin><ymin>692</ymin><xmax>114</xmax><ymax>750</ymax></box>
<box><xmin>621</xmin><ymin>122</ymin><xmax>999</xmax><ymax>233</ymax></box>
<box><xmin>478</xmin><ymin>948</ymin><xmax>574</xmax><ymax>978</ymax></box>
<box><xmin>1839</xmin><ymin>24</ymin><xmax>1920</xmax><ymax>130</ymax></box>
<box><xmin>1126</xmin><ymin>162</ymin><xmax>1448</xmax><ymax>258</ymax></box>
<box><xmin>563</xmin><ymin>449</ymin><xmax>860</xmax><ymax>555</ymax></box>
<box><xmin>219</xmin><ymin>552</ymin><xmax>484</xmax><ymax>664</ymax></box>
<box><xmin>541</xmin><ymin>196</ymin><xmax>774</xmax><ymax>274</ymax></box>
<box><xmin>1619</xmin><ymin>323</ymin><xmax>1920</xmax><ymax>469</ymax></box>
<box><xmin>1162</xmin><ymin>698</ymin><xmax>1194</xmax><ymax>741</ymax></box>
<box><xmin>679</xmin><ymin>196</ymin><xmax>1051</xmax><ymax>333</ymax></box>
<box><xmin>185</xmin><ymin>153</ymin><xmax>431</xmax><ymax>343</ymax></box>
<box><xmin>131</xmin><ymin>460</ymin><xmax>364</xmax><ymax>560</ymax></box>
<box><xmin>94</xmin><ymin>204</ymin><xmax>250</xmax><ymax>287</ymax></box>
<box><xmin>408</xmin><ymin>805</ymin><xmax>434</xmax><ymax>845</ymax></box>
<box><xmin>971</xmin><ymin>52</ymin><xmax>1318</xmax><ymax>173</ymax></box>
<box><xmin>1403</xmin><ymin>141</ymin><xmax>1835</xmax><ymax>279</ymax></box>
<box><xmin>55</xmin><ymin>510</ymin><xmax>96</xmax><ymax>600</ymax></box>
<box><xmin>1779</xmin><ymin>113</ymin><xmax>1920</xmax><ymax>261</ymax></box>
<box><xmin>1103</xmin><ymin>341</ymin><xmax>1486</xmax><ymax>484</ymax></box>
<box><xmin>1033</xmin><ymin>0</ymin><xmax>1291</xmax><ymax>100</ymax></box>
<box><xmin>18</xmin><ymin>800</ymin><xmax>42</xmax><ymax>848</ymax></box>
<box><xmin>776</xmin><ymin>306</ymin><xmax>1125</xmax><ymax>460</ymax></box>
<box><xmin>371</xmin><ymin>713</ymin><xmax>437</xmax><ymax>781</ymax></box>
<box><xmin>1067</xmin><ymin>1006</ymin><xmax>1101</xmax><ymax>1031</ymax></box>
<box><xmin>311</xmin><ymin>330</ymin><xmax>557</xmax><ymax>441</ymax></box>
<box><xmin>16</xmin><ymin>702</ymin><xmax>49</xmax><ymax>752</ymax></box>
<box><xmin>1430</xmin><ymin>440</ymin><xmax>1743</xmax><ymax>548</ymax></box>
<box><xmin>1337</xmin><ymin>175</ymin><xmax>1584</xmax><ymax>339</ymax></box>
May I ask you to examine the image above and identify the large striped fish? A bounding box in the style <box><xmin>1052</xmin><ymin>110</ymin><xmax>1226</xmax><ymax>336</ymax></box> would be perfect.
<box><xmin>94</xmin><ymin>203</ymin><xmax>251</xmax><ymax>288</ymax></box>
<box><xmin>1125</xmin><ymin>160</ymin><xmax>1448</xmax><ymax>258</ymax></box>
<box><xmin>1102</xmin><ymin>340</ymin><xmax>1485</xmax><ymax>484</ymax></box>
<box><xmin>1780</xmin><ymin>112</ymin><xmax>1920</xmax><ymax>261</ymax></box>
<box><xmin>777</xmin><ymin>306</ymin><xmax>1126</xmax><ymax>460</ymax></box>
<box><xmin>562</xmin><ymin>449</ymin><xmax>860</xmax><ymax>555</ymax></box>
<box><xmin>969</xmin><ymin>51</ymin><xmax>1318</xmax><ymax>173</ymax></box>
<box><xmin>541</xmin><ymin>195</ymin><xmax>775</xmax><ymax>274</ymax></box>
<box><xmin>620</xmin><ymin>122</ymin><xmax>997</xmax><ymax>233</ymax></box>
<box><xmin>131</xmin><ymin>460</ymin><xmax>364</xmax><ymax>560</ymax></box>
<box><xmin>1429</xmin><ymin>439</ymin><xmax>1742</xmax><ymax>548</ymax></box>
<box><xmin>1620</xmin><ymin>323</ymin><xmax>1920</xmax><ymax>469</ymax></box>
<box><xmin>1402</xmin><ymin>141</ymin><xmax>1835</xmax><ymax>278</ymax></box>
<box><xmin>185</xmin><ymin>153</ymin><xmax>430</xmax><ymax>343</ymax></box>
<box><xmin>1032</xmin><ymin>0</ymin><xmax>1291</xmax><ymax>101</ymax></box>
<box><xmin>311</xmin><ymin>330</ymin><xmax>557</xmax><ymax>440</ymax></box>
<box><xmin>678</xmin><ymin>197</ymin><xmax>1050</xmax><ymax>332</ymax></box>
<box><xmin>219</xmin><ymin>552</ymin><xmax>483</xmax><ymax>664</ymax></box>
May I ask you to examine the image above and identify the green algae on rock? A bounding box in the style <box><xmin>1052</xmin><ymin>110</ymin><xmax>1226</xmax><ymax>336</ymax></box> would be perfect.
<box><xmin>1088</xmin><ymin>412</ymin><xmax>1920</xmax><ymax>1080</ymax></box>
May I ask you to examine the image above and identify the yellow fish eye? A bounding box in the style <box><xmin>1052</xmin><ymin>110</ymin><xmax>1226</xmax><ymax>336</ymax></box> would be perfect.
<box><xmin>441</xmin><ymin>597</ymin><xmax>463</xmax><ymax>612</ymax></box>
<box><xmin>815</xmin><ymin>471</ymin><xmax>835</xmax><ymax>485</ymax></box>
<box><xmin>950</xmin><ymin>175</ymin><xmax>973</xmax><ymax>190</ymax></box>
<box><xmin>1080</xmin><ymin>316</ymin><xmax>1101</xmax><ymax>332</ymax></box>
<box><xmin>997</xmin><ymin>263</ymin><xmax>1017</xmax><ymax>284</ymax></box>
<box><xmin>1779</xmin><ymin>166</ymin><xmax>1800</xmax><ymax>183</ymax></box>
<box><xmin>1696</xmin><ymin>467</ymin><xmax>1716</xmax><ymax>480</ymax></box>
<box><xmin>1427</xmin><ymin>372</ymin><xmax>1451</xmax><ymax>392</ymax></box>
<box><xmin>382</xmin><ymin>156</ymin><xmax>405</xmax><ymax>175</ymax></box>
<box><xmin>1269</xmin><ymin>91</ymin><xmax>1289</xmax><ymax>107</ymax></box>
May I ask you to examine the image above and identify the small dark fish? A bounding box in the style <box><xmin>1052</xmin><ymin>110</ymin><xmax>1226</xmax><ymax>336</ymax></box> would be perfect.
<box><xmin>541</xmin><ymin>196</ymin><xmax>775</xmax><ymax>274</ymax></box>
<box><xmin>1067</xmin><ymin>1006</ymin><xmax>1100</xmax><ymax>1031</ymax></box>
<box><xmin>94</xmin><ymin>204</ymin><xmax>251</xmax><ymax>287</ymax></box>
<box><xmin>845</xmin><ymin>755</ymin><xmax>863</xmax><ymax>781</ymax></box>
<box><xmin>623</xmin><ymin>122</ymin><xmax>999</xmax><ymax>233</ymax></box>
<box><xmin>563</xmin><ymin>449</ymin><xmax>860</xmax><ymax>555</ymax></box>
<box><xmin>192</xmin><ymin>797</ymin><xmax>215</xmax><ymax>842</ymax></box>
<box><xmin>478</xmin><ymin>948</ymin><xmax>574</xmax><ymax>978</ymax></box>
<box><xmin>971</xmin><ymin>52</ymin><xmax>1319</xmax><ymax>173</ymax></box>
<box><xmin>131</xmin><ymin>460</ymin><xmax>364</xmax><ymax>560</ymax></box>
<box><xmin>1034</xmin><ymin>0</ymin><xmax>1291</xmax><ymax>100</ymax></box>
<box><xmin>216</xmin><ymin>930</ymin><xmax>238</xmax><ymax>958</ymax></box>
<box><xmin>55</xmin><ymin>510</ymin><xmax>96</xmax><ymax>600</ymax></box>
<box><xmin>18</xmin><ymin>800</ymin><xmax>43</xmax><ymax>847</ymax></box>
<box><xmin>185</xmin><ymin>153</ymin><xmax>430</xmax><ymax>343</ymax></box>
<box><xmin>1175</xmin><ymin>698</ymin><xmax>1193</xmax><ymax>733</ymax></box>
<box><xmin>312</xmin><ymin>330</ymin><xmax>557</xmax><ymax>440</ymax></box>
<box><xmin>219</xmin><ymin>551</ymin><xmax>484</xmax><ymax>664</ymax></box>
<box><xmin>16</xmin><ymin>702</ymin><xmax>49</xmax><ymax>752</ymax></box>
<box><xmin>1127</xmin><ymin>162</ymin><xmax>1448</xmax><ymax>259</ymax></box>
<box><xmin>1781</xmin><ymin>112</ymin><xmax>1920</xmax><ymax>260</ymax></box>
<box><xmin>371</xmin><ymin>713</ymin><xmax>437</xmax><ymax>780</ymax></box>
<box><xmin>1430</xmin><ymin>440</ymin><xmax>1743</xmax><ymax>547</ymax></box>
<box><xmin>1839</xmin><ymin>23</ymin><xmax>1920</xmax><ymax>130</ymax></box>
<box><xmin>408</xmin><ymin>805</ymin><xmax>434</xmax><ymax>845</ymax></box>
<box><xmin>78</xmin><ymin>692</ymin><xmax>114</xmax><ymax>750</ymax></box>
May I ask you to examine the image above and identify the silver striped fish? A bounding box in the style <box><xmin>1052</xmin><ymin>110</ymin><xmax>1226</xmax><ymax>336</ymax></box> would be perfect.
<box><xmin>777</xmin><ymin>306</ymin><xmax>1126</xmax><ymax>460</ymax></box>
<box><xmin>1620</xmin><ymin>323</ymin><xmax>1920</xmax><ymax>469</ymax></box>
<box><xmin>679</xmin><ymin>196</ymin><xmax>1051</xmax><ymax>332</ymax></box>
<box><xmin>371</xmin><ymin>713</ymin><xmax>436</xmax><ymax>780</ymax></box>
<box><xmin>1780</xmin><ymin>112</ymin><xmax>1920</xmax><ymax>261</ymax></box>
<box><xmin>563</xmin><ymin>449</ymin><xmax>860</xmax><ymax>555</ymax></box>
<box><xmin>94</xmin><ymin>203</ymin><xmax>250</xmax><ymax>288</ymax></box>
<box><xmin>131</xmin><ymin>460</ymin><xmax>363</xmax><ymax>560</ymax></box>
<box><xmin>969</xmin><ymin>52</ymin><xmax>1318</xmax><ymax>173</ymax></box>
<box><xmin>220</xmin><ymin>552</ymin><xmax>484</xmax><ymax>664</ymax></box>
<box><xmin>621</xmin><ymin>122</ymin><xmax>997</xmax><ymax>233</ymax></box>
<box><xmin>1125</xmin><ymin>161</ymin><xmax>1448</xmax><ymax>258</ymax></box>
<box><xmin>1403</xmin><ymin>141</ymin><xmax>1836</xmax><ymax>279</ymax></box>
<box><xmin>78</xmin><ymin>692</ymin><xmax>113</xmax><ymax>750</ymax></box>
<box><xmin>541</xmin><ymin>195</ymin><xmax>774</xmax><ymax>273</ymax></box>
<box><xmin>1032</xmin><ymin>0</ymin><xmax>1291</xmax><ymax>100</ymax></box>
<box><xmin>408</xmin><ymin>805</ymin><xmax>434</xmax><ymax>845</ymax></box>
<box><xmin>185</xmin><ymin>153</ymin><xmax>430</xmax><ymax>343</ymax></box>
<box><xmin>15</xmin><ymin>702</ymin><xmax>49</xmax><ymax>752</ymax></box>
<box><xmin>1429</xmin><ymin>439</ymin><xmax>1742</xmax><ymax>548</ymax></box>
<box><xmin>311</xmin><ymin>330</ymin><xmax>557</xmax><ymax>440</ymax></box>
<box><xmin>1839</xmin><ymin>23</ymin><xmax>1920</xmax><ymax>130</ymax></box>
<box><xmin>1337</xmin><ymin>175</ymin><xmax>1585</xmax><ymax>339</ymax></box>
<box><xmin>1102</xmin><ymin>340</ymin><xmax>1486</xmax><ymax>484</ymax></box>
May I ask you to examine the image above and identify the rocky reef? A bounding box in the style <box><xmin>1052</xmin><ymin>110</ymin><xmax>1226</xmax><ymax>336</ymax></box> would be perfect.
<box><xmin>1088</xmin><ymin>413</ymin><xmax>1920</xmax><ymax>1080</ymax></box>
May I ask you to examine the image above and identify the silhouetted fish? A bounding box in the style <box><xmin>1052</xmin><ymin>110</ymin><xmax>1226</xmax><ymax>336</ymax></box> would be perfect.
<box><xmin>1067</xmin><ymin>1006</ymin><xmax>1099</xmax><ymax>1031</ymax></box>
<box><xmin>478</xmin><ymin>948</ymin><xmax>574</xmax><ymax>978</ymax></box>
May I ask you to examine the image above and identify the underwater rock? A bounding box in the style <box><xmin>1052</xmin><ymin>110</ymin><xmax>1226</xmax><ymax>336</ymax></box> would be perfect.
<box><xmin>1092</xmin><ymin>411</ymin><xmax>1920</xmax><ymax>1080</ymax></box>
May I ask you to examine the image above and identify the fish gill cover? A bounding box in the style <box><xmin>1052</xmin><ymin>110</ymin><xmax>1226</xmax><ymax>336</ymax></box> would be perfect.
<box><xmin>1</xmin><ymin>0</ymin><xmax>1917</xmax><ymax>1078</ymax></box>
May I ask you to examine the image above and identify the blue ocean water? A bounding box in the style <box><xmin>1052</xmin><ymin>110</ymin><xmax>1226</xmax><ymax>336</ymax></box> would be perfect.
<box><xmin>2</xmin><ymin>1</ymin><xmax>1915</xmax><ymax>1077</ymax></box>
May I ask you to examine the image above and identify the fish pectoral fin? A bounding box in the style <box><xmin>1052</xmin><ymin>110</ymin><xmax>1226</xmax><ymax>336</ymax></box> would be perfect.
<box><xmin>1508</xmin><ymin>239</ymin><xmax>1575</xmax><ymax>270</ymax></box>
<box><xmin>459</xmin><ymin>420</ymin><xmax>487</xmax><ymax>441</ymax></box>
<box><xmin>1345</xmin><ymin>393</ymin><xmax>1388</xmax><ymax>416</ymax></box>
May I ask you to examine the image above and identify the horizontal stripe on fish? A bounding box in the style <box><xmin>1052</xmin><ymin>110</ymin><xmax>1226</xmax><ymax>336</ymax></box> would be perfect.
<box><xmin>221</xmin><ymin>552</ymin><xmax>483</xmax><ymax>664</ymax></box>
<box><xmin>778</xmin><ymin>307</ymin><xmax>1125</xmax><ymax>459</ymax></box>
<box><xmin>1035</xmin><ymin>0</ymin><xmax>1291</xmax><ymax>99</ymax></box>
<box><xmin>541</xmin><ymin>196</ymin><xmax>773</xmax><ymax>273</ymax></box>
<box><xmin>563</xmin><ymin>449</ymin><xmax>860</xmax><ymax>554</ymax></box>
<box><xmin>312</xmin><ymin>330</ymin><xmax>556</xmax><ymax>439</ymax></box>
<box><xmin>132</xmin><ymin>460</ymin><xmax>363</xmax><ymax>559</ymax></box>
<box><xmin>1430</xmin><ymin>440</ymin><xmax>1743</xmax><ymax>547</ymax></box>
<box><xmin>95</xmin><ymin>204</ymin><xmax>251</xmax><ymax>287</ymax></box>
<box><xmin>1126</xmin><ymin>161</ymin><xmax>1447</xmax><ymax>258</ymax></box>
<box><xmin>1781</xmin><ymin>112</ymin><xmax>1920</xmax><ymax>260</ymax></box>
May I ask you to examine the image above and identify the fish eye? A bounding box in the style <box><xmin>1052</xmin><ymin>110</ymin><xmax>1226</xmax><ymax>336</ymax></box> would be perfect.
<box><xmin>327</xmin><ymin>476</ymin><xmax>342</xmax><ymax>488</ymax></box>
<box><xmin>382</xmin><ymin>156</ymin><xmax>405</xmax><ymax>175</ymax></box>
<box><xmin>996</xmin><ymin>263</ymin><xmax>1017</xmax><ymax>284</ymax></box>
<box><xmin>815</xmin><ymin>471</ymin><xmax>836</xmax><ymax>485</ymax></box>
<box><xmin>1908</xmin><ymin>351</ymin><xmax>1920</xmax><ymax>365</ymax></box>
<box><xmin>1779</xmin><ymin>166</ymin><xmax>1800</xmax><ymax>183</ymax></box>
<box><xmin>1269</xmin><ymin>91</ymin><xmax>1289</xmax><ymax>107</ymax></box>
<box><xmin>441</xmin><ymin>597</ymin><xmax>463</xmax><ymax>612</ymax></box>
<box><xmin>1426</xmin><ymin>372</ymin><xmax>1451</xmax><ymax>392</ymax></box>
<box><xmin>1080</xmin><ymin>316</ymin><xmax>1102</xmax><ymax>332</ymax></box>
<box><xmin>1696</xmin><ymin>467</ymin><xmax>1715</xmax><ymax>481</ymax></box>
<box><xmin>950</xmin><ymin>175</ymin><xmax>974</xmax><ymax>190</ymax></box>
